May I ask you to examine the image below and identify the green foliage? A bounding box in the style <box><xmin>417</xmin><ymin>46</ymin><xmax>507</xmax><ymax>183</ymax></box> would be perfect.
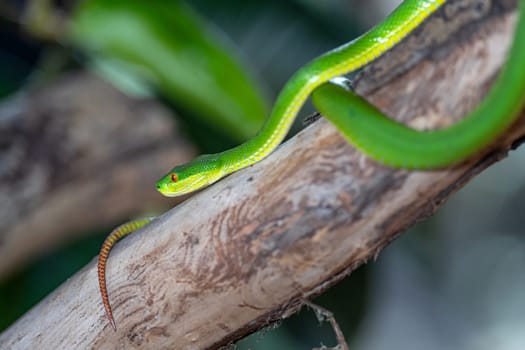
<box><xmin>69</xmin><ymin>0</ymin><xmax>270</xmax><ymax>140</ymax></box>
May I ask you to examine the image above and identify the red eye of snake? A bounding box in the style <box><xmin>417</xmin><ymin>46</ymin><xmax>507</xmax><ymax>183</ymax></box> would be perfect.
<box><xmin>170</xmin><ymin>173</ymin><xmax>178</xmax><ymax>183</ymax></box>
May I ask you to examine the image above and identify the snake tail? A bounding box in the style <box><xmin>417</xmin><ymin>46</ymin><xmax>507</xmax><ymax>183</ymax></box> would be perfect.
<box><xmin>97</xmin><ymin>217</ymin><xmax>155</xmax><ymax>330</ymax></box>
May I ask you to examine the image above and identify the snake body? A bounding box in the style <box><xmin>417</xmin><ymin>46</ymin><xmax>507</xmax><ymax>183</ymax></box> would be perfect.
<box><xmin>156</xmin><ymin>0</ymin><xmax>447</xmax><ymax>197</ymax></box>
<box><xmin>99</xmin><ymin>0</ymin><xmax>525</xmax><ymax>330</ymax></box>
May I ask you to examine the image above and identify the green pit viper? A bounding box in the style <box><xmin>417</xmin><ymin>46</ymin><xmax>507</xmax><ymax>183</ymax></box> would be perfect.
<box><xmin>98</xmin><ymin>0</ymin><xmax>525</xmax><ymax>330</ymax></box>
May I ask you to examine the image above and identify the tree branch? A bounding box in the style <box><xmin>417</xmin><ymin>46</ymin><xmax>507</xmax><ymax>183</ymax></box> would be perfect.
<box><xmin>0</xmin><ymin>72</ymin><xmax>196</xmax><ymax>280</ymax></box>
<box><xmin>0</xmin><ymin>0</ymin><xmax>523</xmax><ymax>349</ymax></box>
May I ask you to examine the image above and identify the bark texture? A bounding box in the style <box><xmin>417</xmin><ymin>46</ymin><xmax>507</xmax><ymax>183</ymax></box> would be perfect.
<box><xmin>0</xmin><ymin>0</ymin><xmax>523</xmax><ymax>349</ymax></box>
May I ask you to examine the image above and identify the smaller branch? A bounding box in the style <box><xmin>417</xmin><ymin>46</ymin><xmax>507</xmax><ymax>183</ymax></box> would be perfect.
<box><xmin>303</xmin><ymin>300</ymin><xmax>349</xmax><ymax>350</ymax></box>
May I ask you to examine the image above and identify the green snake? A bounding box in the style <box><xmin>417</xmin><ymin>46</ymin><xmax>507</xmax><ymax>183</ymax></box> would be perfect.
<box><xmin>98</xmin><ymin>0</ymin><xmax>525</xmax><ymax>330</ymax></box>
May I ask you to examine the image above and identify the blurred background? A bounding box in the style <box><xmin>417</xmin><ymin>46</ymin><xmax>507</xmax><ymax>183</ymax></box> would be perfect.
<box><xmin>0</xmin><ymin>0</ymin><xmax>524</xmax><ymax>349</ymax></box>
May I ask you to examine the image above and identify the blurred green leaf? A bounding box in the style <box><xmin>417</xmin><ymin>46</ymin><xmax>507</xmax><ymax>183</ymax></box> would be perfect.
<box><xmin>69</xmin><ymin>0</ymin><xmax>269</xmax><ymax>140</ymax></box>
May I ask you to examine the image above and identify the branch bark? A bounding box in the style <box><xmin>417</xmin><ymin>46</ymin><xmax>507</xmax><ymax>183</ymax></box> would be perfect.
<box><xmin>0</xmin><ymin>72</ymin><xmax>196</xmax><ymax>280</ymax></box>
<box><xmin>1</xmin><ymin>0</ymin><xmax>523</xmax><ymax>349</ymax></box>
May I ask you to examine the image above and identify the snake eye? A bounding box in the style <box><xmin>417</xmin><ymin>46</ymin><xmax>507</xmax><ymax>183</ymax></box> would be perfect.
<box><xmin>170</xmin><ymin>173</ymin><xmax>178</xmax><ymax>183</ymax></box>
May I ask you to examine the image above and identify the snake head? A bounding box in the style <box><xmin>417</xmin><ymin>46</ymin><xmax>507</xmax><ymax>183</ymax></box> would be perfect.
<box><xmin>156</xmin><ymin>154</ymin><xmax>225</xmax><ymax>197</ymax></box>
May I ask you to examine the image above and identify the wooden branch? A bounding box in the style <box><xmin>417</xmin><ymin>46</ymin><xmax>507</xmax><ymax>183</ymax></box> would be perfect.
<box><xmin>0</xmin><ymin>72</ymin><xmax>196</xmax><ymax>280</ymax></box>
<box><xmin>1</xmin><ymin>0</ymin><xmax>523</xmax><ymax>349</ymax></box>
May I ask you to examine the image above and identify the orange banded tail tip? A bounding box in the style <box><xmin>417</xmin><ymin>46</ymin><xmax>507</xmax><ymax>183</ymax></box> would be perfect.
<box><xmin>98</xmin><ymin>218</ymin><xmax>154</xmax><ymax>331</ymax></box>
